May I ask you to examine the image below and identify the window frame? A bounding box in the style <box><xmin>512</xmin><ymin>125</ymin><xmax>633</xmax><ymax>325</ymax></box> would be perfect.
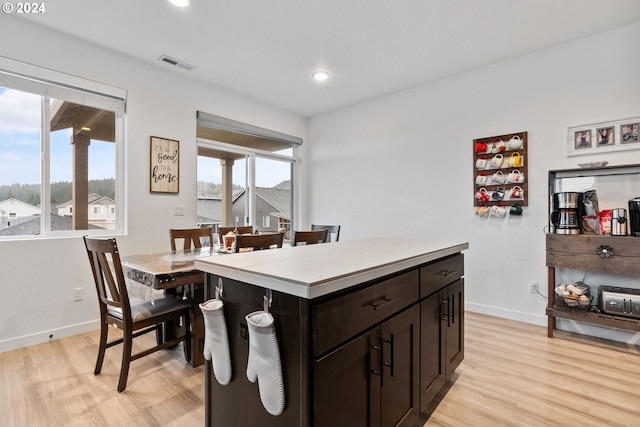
<box><xmin>0</xmin><ymin>56</ymin><xmax>127</xmax><ymax>239</ymax></box>
<box><xmin>196</xmin><ymin>138</ymin><xmax>299</xmax><ymax>233</ymax></box>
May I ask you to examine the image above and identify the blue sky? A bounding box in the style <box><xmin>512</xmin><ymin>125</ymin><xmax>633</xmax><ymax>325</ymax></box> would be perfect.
<box><xmin>0</xmin><ymin>87</ymin><xmax>115</xmax><ymax>186</ymax></box>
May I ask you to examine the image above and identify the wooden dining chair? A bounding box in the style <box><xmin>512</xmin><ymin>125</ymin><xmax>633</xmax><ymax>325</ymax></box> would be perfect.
<box><xmin>234</xmin><ymin>232</ymin><xmax>284</xmax><ymax>252</ymax></box>
<box><xmin>292</xmin><ymin>229</ymin><xmax>329</xmax><ymax>246</ymax></box>
<box><xmin>219</xmin><ymin>225</ymin><xmax>254</xmax><ymax>238</ymax></box>
<box><xmin>169</xmin><ymin>227</ymin><xmax>214</xmax><ymax>250</ymax></box>
<box><xmin>311</xmin><ymin>224</ymin><xmax>341</xmax><ymax>242</ymax></box>
<box><xmin>83</xmin><ymin>236</ymin><xmax>192</xmax><ymax>392</ymax></box>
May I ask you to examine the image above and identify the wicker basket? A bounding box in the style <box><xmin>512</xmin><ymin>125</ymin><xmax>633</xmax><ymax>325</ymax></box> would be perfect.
<box><xmin>554</xmin><ymin>282</ymin><xmax>591</xmax><ymax>310</ymax></box>
<box><xmin>554</xmin><ymin>293</ymin><xmax>592</xmax><ymax>310</ymax></box>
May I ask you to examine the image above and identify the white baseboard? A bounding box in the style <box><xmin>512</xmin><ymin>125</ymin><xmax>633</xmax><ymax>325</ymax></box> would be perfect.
<box><xmin>466</xmin><ymin>302</ymin><xmax>640</xmax><ymax>344</ymax></box>
<box><xmin>465</xmin><ymin>302</ymin><xmax>547</xmax><ymax>327</ymax></box>
<box><xmin>0</xmin><ymin>320</ymin><xmax>99</xmax><ymax>353</ymax></box>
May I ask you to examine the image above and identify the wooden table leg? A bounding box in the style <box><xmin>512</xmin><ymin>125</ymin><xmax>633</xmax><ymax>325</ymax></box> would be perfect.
<box><xmin>187</xmin><ymin>282</ymin><xmax>205</xmax><ymax>367</ymax></box>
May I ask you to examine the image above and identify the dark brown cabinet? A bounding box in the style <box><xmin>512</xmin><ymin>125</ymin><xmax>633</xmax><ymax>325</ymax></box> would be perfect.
<box><xmin>420</xmin><ymin>276</ymin><xmax>464</xmax><ymax>412</ymax></box>
<box><xmin>314</xmin><ymin>304</ymin><xmax>420</xmax><ymax>427</ymax></box>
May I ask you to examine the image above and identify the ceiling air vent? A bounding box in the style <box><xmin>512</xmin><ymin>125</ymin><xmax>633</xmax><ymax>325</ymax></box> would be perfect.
<box><xmin>158</xmin><ymin>55</ymin><xmax>196</xmax><ymax>71</ymax></box>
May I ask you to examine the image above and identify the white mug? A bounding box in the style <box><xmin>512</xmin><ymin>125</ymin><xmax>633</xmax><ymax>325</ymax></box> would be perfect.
<box><xmin>507</xmin><ymin>170</ymin><xmax>524</xmax><ymax>184</ymax></box>
<box><xmin>492</xmin><ymin>170</ymin><xmax>506</xmax><ymax>184</ymax></box>
<box><xmin>510</xmin><ymin>185</ymin><xmax>524</xmax><ymax>199</ymax></box>
<box><xmin>490</xmin><ymin>205</ymin><xmax>507</xmax><ymax>217</ymax></box>
<box><xmin>490</xmin><ymin>154</ymin><xmax>504</xmax><ymax>168</ymax></box>
<box><xmin>476</xmin><ymin>157</ymin><xmax>487</xmax><ymax>169</ymax></box>
<box><xmin>491</xmin><ymin>140</ymin><xmax>507</xmax><ymax>153</ymax></box>
<box><xmin>508</xmin><ymin>135</ymin><xmax>523</xmax><ymax>150</ymax></box>
<box><xmin>476</xmin><ymin>174</ymin><xmax>487</xmax><ymax>185</ymax></box>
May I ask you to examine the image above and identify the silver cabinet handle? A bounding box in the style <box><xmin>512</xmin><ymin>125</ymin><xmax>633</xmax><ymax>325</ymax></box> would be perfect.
<box><xmin>439</xmin><ymin>269</ymin><xmax>457</xmax><ymax>277</ymax></box>
<box><xmin>370</xmin><ymin>296</ymin><xmax>397</xmax><ymax>311</ymax></box>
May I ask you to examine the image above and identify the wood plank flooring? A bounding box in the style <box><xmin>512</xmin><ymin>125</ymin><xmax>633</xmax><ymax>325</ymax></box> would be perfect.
<box><xmin>422</xmin><ymin>312</ymin><xmax>640</xmax><ymax>427</ymax></box>
<box><xmin>1</xmin><ymin>311</ymin><xmax>639</xmax><ymax>427</ymax></box>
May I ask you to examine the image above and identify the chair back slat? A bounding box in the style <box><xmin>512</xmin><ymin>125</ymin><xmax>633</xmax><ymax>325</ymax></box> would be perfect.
<box><xmin>170</xmin><ymin>227</ymin><xmax>214</xmax><ymax>251</ymax></box>
<box><xmin>234</xmin><ymin>232</ymin><xmax>284</xmax><ymax>252</ymax></box>
<box><xmin>83</xmin><ymin>236</ymin><xmax>130</xmax><ymax>314</ymax></box>
<box><xmin>292</xmin><ymin>229</ymin><xmax>329</xmax><ymax>246</ymax></box>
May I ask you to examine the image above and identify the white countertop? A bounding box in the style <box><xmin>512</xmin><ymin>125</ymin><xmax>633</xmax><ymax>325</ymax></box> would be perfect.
<box><xmin>195</xmin><ymin>238</ymin><xmax>468</xmax><ymax>299</ymax></box>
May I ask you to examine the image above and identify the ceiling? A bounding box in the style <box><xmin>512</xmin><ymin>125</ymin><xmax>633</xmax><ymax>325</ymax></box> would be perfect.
<box><xmin>19</xmin><ymin>0</ymin><xmax>640</xmax><ymax>117</ymax></box>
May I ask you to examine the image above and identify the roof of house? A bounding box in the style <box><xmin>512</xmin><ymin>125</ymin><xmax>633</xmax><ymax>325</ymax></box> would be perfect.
<box><xmin>57</xmin><ymin>193</ymin><xmax>114</xmax><ymax>208</ymax></box>
<box><xmin>0</xmin><ymin>214</ymin><xmax>104</xmax><ymax>236</ymax></box>
<box><xmin>256</xmin><ymin>186</ymin><xmax>290</xmax><ymax>214</ymax></box>
<box><xmin>0</xmin><ymin>198</ymin><xmax>40</xmax><ymax>211</ymax></box>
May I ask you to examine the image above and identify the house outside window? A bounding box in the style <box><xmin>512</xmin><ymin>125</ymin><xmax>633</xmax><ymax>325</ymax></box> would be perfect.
<box><xmin>0</xmin><ymin>56</ymin><xmax>126</xmax><ymax>238</ymax></box>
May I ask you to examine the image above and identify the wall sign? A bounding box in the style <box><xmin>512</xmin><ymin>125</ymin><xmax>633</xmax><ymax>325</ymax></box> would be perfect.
<box><xmin>150</xmin><ymin>136</ymin><xmax>179</xmax><ymax>194</ymax></box>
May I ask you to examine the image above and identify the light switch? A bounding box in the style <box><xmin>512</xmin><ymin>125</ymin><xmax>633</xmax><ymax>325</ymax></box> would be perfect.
<box><xmin>175</xmin><ymin>205</ymin><xmax>184</xmax><ymax>216</ymax></box>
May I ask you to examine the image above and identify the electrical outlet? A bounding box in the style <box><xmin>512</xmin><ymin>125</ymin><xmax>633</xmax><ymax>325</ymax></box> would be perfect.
<box><xmin>528</xmin><ymin>281</ymin><xmax>538</xmax><ymax>293</ymax></box>
<box><xmin>73</xmin><ymin>287</ymin><xmax>84</xmax><ymax>302</ymax></box>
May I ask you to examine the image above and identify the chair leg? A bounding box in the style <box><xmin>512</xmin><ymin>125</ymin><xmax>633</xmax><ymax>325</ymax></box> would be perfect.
<box><xmin>183</xmin><ymin>310</ymin><xmax>192</xmax><ymax>364</ymax></box>
<box><xmin>94</xmin><ymin>320</ymin><xmax>108</xmax><ymax>375</ymax></box>
<box><xmin>117</xmin><ymin>328</ymin><xmax>133</xmax><ymax>393</ymax></box>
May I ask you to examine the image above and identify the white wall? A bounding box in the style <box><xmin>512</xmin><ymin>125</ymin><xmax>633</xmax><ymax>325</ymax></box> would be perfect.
<box><xmin>0</xmin><ymin>15</ymin><xmax>307</xmax><ymax>351</ymax></box>
<box><xmin>2</xmin><ymin>15</ymin><xmax>639</xmax><ymax>352</ymax></box>
<box><xmin>307</xmin><ymin>23</ymin><xmax>640</xmax><ymax>334</ymax></box>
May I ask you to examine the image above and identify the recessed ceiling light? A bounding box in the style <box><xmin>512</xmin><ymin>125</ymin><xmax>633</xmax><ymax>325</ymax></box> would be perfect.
<box><xmin>312</xmin><ymin>70</ymin><xmax>330</xmax><ymax>81</ymax></box>
<box><xmin>169</xmin><ymin>0</ymin><xmax>189</xmax><ymax>7</ymax></box>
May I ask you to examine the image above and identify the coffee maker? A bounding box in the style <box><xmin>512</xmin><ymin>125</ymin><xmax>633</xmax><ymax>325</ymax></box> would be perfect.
<box><xmin>551</xmin><ymin>192</ymin><xmax>583</xmax><ymax>234</ymax></box>
<box><xmin>629</xmin><ymin>197</ymin><xmax>640</xmax><ymax>237</ymax></box>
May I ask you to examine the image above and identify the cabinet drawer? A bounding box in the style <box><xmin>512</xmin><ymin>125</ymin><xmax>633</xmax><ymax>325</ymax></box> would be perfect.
<box><xmin>313</xmin><ymin>269</ymin><xmax>419</xmax><ymax>356</ymax></box>
<box><xmin>420</xmin><ymin>254</ymin><xmax>464</xmax><ymax>298</ymax></box>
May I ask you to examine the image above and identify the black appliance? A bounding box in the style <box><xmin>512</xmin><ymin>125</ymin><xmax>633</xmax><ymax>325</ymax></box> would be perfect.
<box><xmin>551</xmin><ymin>192</ymin><xmax>583</xmax><ymax>234</ymax></box>
<box><xmin>629</xmin><ymin>197</ymin><xmax>640</xmax><ymax>237</ymax></box>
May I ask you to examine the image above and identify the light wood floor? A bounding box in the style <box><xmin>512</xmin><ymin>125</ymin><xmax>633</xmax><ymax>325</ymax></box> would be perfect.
<box><xmin>1</xmin><ymin>312</ymin><xmax>639</xmax><ymax>427</ymax></box>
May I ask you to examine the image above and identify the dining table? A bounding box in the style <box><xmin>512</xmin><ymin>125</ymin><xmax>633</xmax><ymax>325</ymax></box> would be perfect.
<box><xmin>120</xmin><ymin>247</ymin><xmax>218</xmax><ymax>367</ymax></box>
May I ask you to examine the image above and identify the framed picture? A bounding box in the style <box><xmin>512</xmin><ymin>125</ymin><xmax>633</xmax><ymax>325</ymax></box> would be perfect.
<box><xmin>150</xmin><ymin>136</ymin><xmax>179</xmax><ymax>193</ymax></box>
<box><xmin>596</xmin><ymin>126</ymin><xmax>614</xmax><ymax>147</ymax></box>
<box><xmin>621</xmin><ymin>122</ymin><xmax>639</xmax><ymax>144</ymax></box>
<box><xmin>567</xmin><ymin>116</ymin><xmax>640</xmax><ymax>157</ymax></box>
<box><xmin>574</xmin><ymin>130</ymin><xmax>592</xmax><ymax>150</ymax></box>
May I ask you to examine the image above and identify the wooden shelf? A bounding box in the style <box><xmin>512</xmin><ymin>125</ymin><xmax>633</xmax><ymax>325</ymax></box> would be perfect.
<box><xmin>546</xmin><ymin>306</ymin><xmax>640</xmax><ymax>333</ymax></box>
<box><xmin>546</xmin><ymin>164</ymin><xmax>640</xmax><ymax>342</ymax></box>
<box><xmin>473</xmin><ymin>131</ymin><xmax>528</xmax><ymax>207</ymax></box>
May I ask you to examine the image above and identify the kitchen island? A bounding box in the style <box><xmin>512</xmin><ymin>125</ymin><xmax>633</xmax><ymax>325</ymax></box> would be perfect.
<box><xmin>195</xmin><ymin>238</ymin><xmax>468</xmax><ymax>427</ymax></box>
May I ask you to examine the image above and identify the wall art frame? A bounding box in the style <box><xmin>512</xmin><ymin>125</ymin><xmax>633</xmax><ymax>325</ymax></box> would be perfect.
<box><xmin>150</xmin><ymin>136</ymin><xmax>180</xmax><ymax>194</ymax></box>
<box><xmin>567</xmin><ymin>116</ymin><xmax>640</xmax><ymax>157</ymax></box>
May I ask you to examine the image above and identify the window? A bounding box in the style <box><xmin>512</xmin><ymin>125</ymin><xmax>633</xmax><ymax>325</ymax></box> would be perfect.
<box><xmin>0</xmin><ymin>56</ymin><xmax>126</xmax><ymax>238</ymax></box>
<box><xmin>196</xmin><ymin>112</ymin><xmax>300</xmax><ymax>237</ymax></box>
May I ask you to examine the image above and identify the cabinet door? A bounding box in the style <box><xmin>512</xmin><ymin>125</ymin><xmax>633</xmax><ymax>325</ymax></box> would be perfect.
<box><xmin>444</xmin><ymin>279</ymin><xmax>464</xmax><ymax>379</ymax></box>
<box><xmin>380</xmin><ymin>304</ymin><xmax>420</xmax><ymax>427</ymax></box>
<box><xmin>314</xmin><ymin>328</ymin><xmax>379</xmax><ymax>427</ymax></box>
<box><xmin>420</xmin><ymin>289</ymin><xmax>446</xmax><ymax>413</ymax></box>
